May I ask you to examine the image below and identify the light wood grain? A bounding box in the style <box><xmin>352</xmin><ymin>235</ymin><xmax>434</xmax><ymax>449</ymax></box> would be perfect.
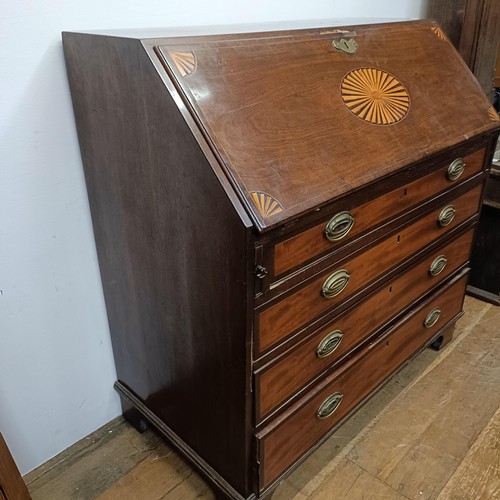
<box><xmin>26</xmin><ymin>297</ymin><xmax>500</xmax><ymax>500</ymax></box>
<box><xmin>96</xmin><ymin>445</ymin><xmax>214</xmax><ymax>500</ymax></box>
<box><xmin>438</xmin><ymin>407</ymin><xmax>500</xmax><ymax>500</ymax></box>
<box><xmin>26</xmin><ymin>420</ymin><xmax>165</xmax><ymax>499</ymax></box>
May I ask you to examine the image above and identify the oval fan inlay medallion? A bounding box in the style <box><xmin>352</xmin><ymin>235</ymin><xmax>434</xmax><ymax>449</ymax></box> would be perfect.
<box><xmin>341</xmin><ymin>68</ymin><xmax>410</xmax><ymax>125</ymax></box>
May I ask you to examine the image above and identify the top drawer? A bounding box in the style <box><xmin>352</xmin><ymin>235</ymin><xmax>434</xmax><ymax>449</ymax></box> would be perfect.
<box><xmin>272</xmin><ymin>148</ymin><xmax>486</xmax><ymax>278</ymax></box>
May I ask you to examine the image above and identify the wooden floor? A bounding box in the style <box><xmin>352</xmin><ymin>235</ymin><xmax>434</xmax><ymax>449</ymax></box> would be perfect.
<box><xmin>25</xmin><ymin>296</ymin><xmax>500</xmax><ymax>500</ymax></box>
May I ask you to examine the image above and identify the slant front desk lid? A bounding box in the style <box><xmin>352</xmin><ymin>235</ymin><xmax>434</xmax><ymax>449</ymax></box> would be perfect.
<box><xmin>153</xmin><ymin>20</ymin><xmax>500</xmax><ymax>232</ymax></box>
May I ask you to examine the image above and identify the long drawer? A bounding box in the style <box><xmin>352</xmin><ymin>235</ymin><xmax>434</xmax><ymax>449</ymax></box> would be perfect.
<box><xmin>273</xmin><ymin>148</ymin><xmax>485</xmax><ymax>278</ymax></box>
<box><xmin>255</xmin><ymin>228</ymin><xmax>474</xmax><ymax>422</ymax></box>
<box><xmin>256</xmin><ymin>270</ymin><xmax>469</xmax><ymax>491</ymax></box>
<box><xmin>256</xmin><ymin>184</ymin><xmax>481</xmax><ymax>353</ymax></box>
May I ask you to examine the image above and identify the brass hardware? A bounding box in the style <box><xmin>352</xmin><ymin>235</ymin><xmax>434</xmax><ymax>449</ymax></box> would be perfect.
<box><xmin>429</xmin><ymin>255</ymin><xmax>447</xmax><ymax>277</ymax></box>
<box><xmin>255</xmin><ymin>265</ymin><xmax>268</xmax><ymax>279</ymax></box>
<box><xmin>321</xmin><ymin>269</ymin><xmax>350</xmax><ymax>299</ymax></box>
<box><xmin>317</xmin><ymin>330</ymin><xmax>343</xmax><ymax>358</ymax></box>
<box><xmin>424</xmin><ymin>307</ymin><xmax>441</xmax><ymax>328</ymax></box>
<box><xmin>317</xmin><ymin>392</ymin><xmax>344</xmax><ymax>419</ymax></box>
<box><xmin>447</xmin><ymin>158</ymin><xmax>466</xmax><ymax>181</ymax></box>
<box><xmin>325</xmin><ymin>211</ymin><xmax>355</xmax><ymax>242</ymax></box>
<box><xmin>438</xmin><ymin>205</ymin><xmax>456</xmax><ymax>227</ymax></box>
<box><xmin>332</xmin><ymin>38</ymin><xmax>358</xmax><ymax>54</ymax></box>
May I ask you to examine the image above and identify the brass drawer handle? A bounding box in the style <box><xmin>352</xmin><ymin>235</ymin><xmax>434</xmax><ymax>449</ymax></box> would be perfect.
<box><xmin>438</xmin><ymin>205</ymin><xmax>456</xmax><ymax>227</ymax></box>
<box><xmin>321</xmin><ymin>269</ymin><xmax>350</xmax><ymax>299</ymax></box>
<box><xmin>424</xmin><ymin>307</ymin><xmax>441</xmax><ymax>328</ymax></box>
<box><xmin>429</xmin><ymin>255</ymin><xmax>447</xmax><ymax>277</ymax></box>
<box><xmin>317</xmin><ymin>392</ymin><xmax>344</xmax><ymax>419</ymax></box>
<box><xmin>325</xmin><ymin>211</ymin><xmax>355</xmax><ymax>242</ymax></box>
<box><xmin>317</xmin><ymin>330</ymin><xmax>343</xmax><ymax>358</ymax></box>
<box><xmin>447</xmin><ymin>158</ymin><xmax>466</xmax><ymax>181</ymax></box>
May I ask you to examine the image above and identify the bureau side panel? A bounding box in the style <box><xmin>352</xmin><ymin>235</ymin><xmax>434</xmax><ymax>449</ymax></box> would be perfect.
<box><xmin>62</xmin><ymin>33</ymin><xmax>253</xmax><ymax>495</ymax></box>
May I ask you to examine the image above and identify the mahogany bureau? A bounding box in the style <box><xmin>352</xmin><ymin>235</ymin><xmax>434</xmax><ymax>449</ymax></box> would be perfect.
<box><xmin>63</xmin><ymin>20</ymin><xmax>500</xmax><ymax>499</ymax></box>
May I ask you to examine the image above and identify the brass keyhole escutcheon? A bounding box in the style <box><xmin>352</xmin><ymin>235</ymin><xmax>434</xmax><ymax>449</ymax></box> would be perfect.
<box><xmin>332</xmin><ymin>38</ymin><xmax>358</xmax><ymax>54</ymax></box>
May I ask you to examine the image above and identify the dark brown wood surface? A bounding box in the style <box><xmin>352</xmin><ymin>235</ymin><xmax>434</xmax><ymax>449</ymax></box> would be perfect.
<box><xmin>484</xmin><ymin>166</ymin><xmax>500</xmax><ymax>206</ymax></box>
<box><xmin>469</xmin><ymin>204</ymin><xmax>500</xmax><ymax>302</ymax></box>
<box><xmin>62</xmin><ymin>21</ymin><xmax>499</xmax><ymax>500</ymax></box>
<box><xmin>0</xmin><ymin>434</ymin><xmax>31</xmax><ymax>500</ymax></box>
<box><xmin>457</xmin><ymin>0</ymin><xmax>485</xmax><ymax>67</ymax></box>
<box><xmin>62</xmin><ymin>33</ymin><xmax>254</xmax><ymax>497</ymax></box>
<box><xmin>274</xmin><ymin>147</ymin><xmax>485</xmax><ymax>276</ymax></box>
<box><xmin>258</xmin><ymin>271</ymin><xmax>469</xmax><ymax>490</ymax></box>
<box><xmin>428</xmin><ymin>0</ymin><xmax>469</xmax><ymax>48</ymax></box>
<box><xmin>495</xmin><ymin>49</ymin><xmax>500</xmax><ymax>87</ymax></box>
<box><xmin>429</xmin><ymin>0</ymin><xmax>500</xmax><ymax>100</ymax></box>
<box><xmin>255</xmin><ymin>228</ymin><xmax>474</xmax><ymax>422</ymax></box>
<box><xmin>257</xmin><ymin>183</ymin><xmax>481</xmax><ymax>353</ymax></box>
<box><xmin>254</xmin><ymin>137</ymin><xmax>491</xmax><ymax>300</ymax></box>
<box><xmin>155</xmin><ymin>20</ymin><xmax>498</xmax><ymax>231</ymax></box>
<box><xmin>464</xmin><ymin>0</ymin><xmax>500</xmax><ymax>100</ymax></box>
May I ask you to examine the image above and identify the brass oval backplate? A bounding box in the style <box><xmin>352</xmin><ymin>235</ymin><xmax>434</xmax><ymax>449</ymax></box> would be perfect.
<box><xmin>424</xmin><ymin>307</ymin><xmax>441</xmax><ymax>329</ymax></box>
<box><xmin>317</xmin><ymin>330</ymin><xmax>343</xmax><ymax>358</ymax></box>
<box><xmin>429</xmin><ymin>255</ymin><xmax>447</xmax><ymax>277</ymax></box>
<box><xmin>317</xmin><ymin>392</ymin><xmax>344</xmax><ymax>419</ymax></box>
<box><xmin>321</xmin><ymin>269</ymin><xmax>350</xmax><ymax>299</ymax></box>
<box><xmin>438</xmin><ymin>205</ymin><xmax>456</xmax><ymax>227</ymax></box>
<box><xmin>447</xmin><ymin>158</ymin><xmax>466</xmax><ymax>181</ymax></box>
<box><xmin>325</xmin><ymin>211</ymin><xmax>355</xmax><ymax>242</ymax></box>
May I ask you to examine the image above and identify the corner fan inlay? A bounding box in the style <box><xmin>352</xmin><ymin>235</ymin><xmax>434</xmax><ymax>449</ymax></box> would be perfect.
<box><xmin>170</xmin><ymin>52</ymin><xmax>196</xmax><ymax>76</ymax></box>
<box><xmin>432</xmin><ymin>26</ymin><xmax>447</xmax><ymax>41</ymax></box>
<box><xmin>250</xmin><ymin>191</ymin><xmax>284</xmax><ymax>218</ymax></box>
<box><xmin>341</xmin><ymin>68</ymin><xmax>410</xmax><ymax>125</ymax></box>
<box><xmin>489</xmin><ymin>106</ymin><xmax>500</xmax><ymax>122</ymax></box>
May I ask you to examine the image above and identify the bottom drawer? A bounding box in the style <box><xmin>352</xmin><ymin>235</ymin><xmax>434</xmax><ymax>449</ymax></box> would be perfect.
<box><xmin>256</xmin><ymin>270</ymin><xmax>468</xmax><ymax>491</ymax></box>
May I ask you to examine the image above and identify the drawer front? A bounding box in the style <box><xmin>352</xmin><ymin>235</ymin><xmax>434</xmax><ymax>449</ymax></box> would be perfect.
<box><xmin>257</xmin><ymin>271</ymin><xmax>468</xmax><ymax>490</ymax></box>
<box><xmin>257</xmin><ymin>184</ymin><xmax>481</xmax><ymax>353</ymax></box>
<box><xmin>274</xmin><ymin>148</ymin><xmax>485</xmax><ymax>277</ymax></box>
<box><xmin>255</xmin><ymin>228</ymin><xmax>474</xmax><ymax>421</ymax></box>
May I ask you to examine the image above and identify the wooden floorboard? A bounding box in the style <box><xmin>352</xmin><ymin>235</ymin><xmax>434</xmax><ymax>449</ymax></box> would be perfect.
<box><xmin>26</xmin><ymin>297</ymin><xmax>500</xmax><ymax>499</ymax></box>
<box><xmin>437</xmin><ymin>407</ymin><xmax>500</xmax><ymax>500</ymax></box>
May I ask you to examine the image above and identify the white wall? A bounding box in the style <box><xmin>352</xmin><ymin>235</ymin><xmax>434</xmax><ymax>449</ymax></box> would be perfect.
<box><xmin>0</xmin><ymin>0</ymin><xmax>428</xmax><ymax>475</ymax></box>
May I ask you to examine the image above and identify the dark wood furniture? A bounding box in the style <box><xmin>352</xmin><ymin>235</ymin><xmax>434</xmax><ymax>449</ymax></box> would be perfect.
<box><xmin>62</xmin><ymin>20</ymin><xmax>500</xmax><ymax>499</ymax></box>
<box><xmin>495</xmin><ymin>49</ymin><xmax>500</xmax><ymax>88</ymax></box>
<box><xmin>469</xmin><ymin>162</ymin><xmax>500</xmax><ymax>303</ymax></box>
<box><xmin>428</xmin><ymin>0</ymin><xmax>500</xmax><ymax>304</ymax></box>
<box><xmin>428</xmin><ymin>0</ymin><xmax>500</xmax><ymax>100</ymax></box>
<box><xmin>0</xmin><ymin>434</ymin><xmax>31</xmax><ymax>500</ymax></box>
